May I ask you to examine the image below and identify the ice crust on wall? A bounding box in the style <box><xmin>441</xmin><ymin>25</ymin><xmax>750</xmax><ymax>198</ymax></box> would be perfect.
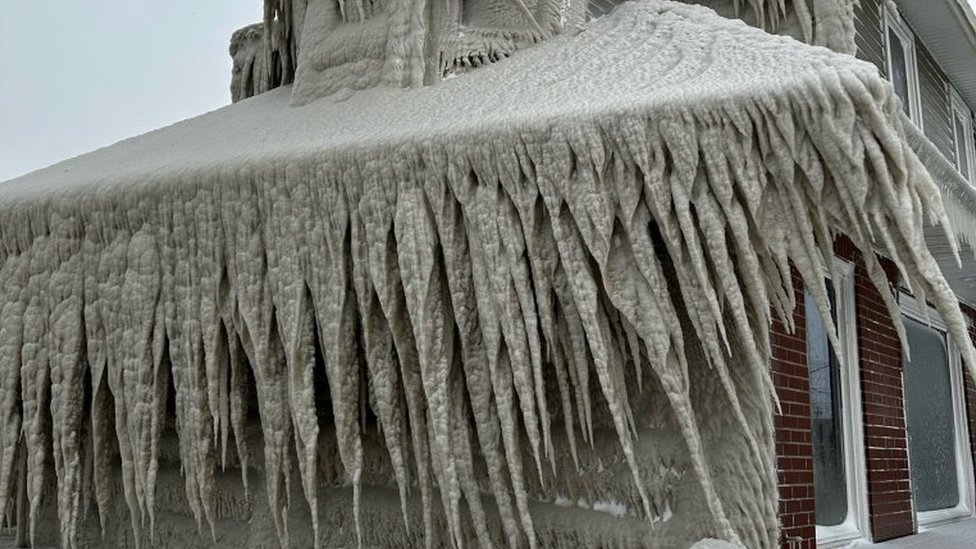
<box><xmin>2</xmin><ymin>1</ymin><xmax>975</xmax><ymax>547</ymax></box>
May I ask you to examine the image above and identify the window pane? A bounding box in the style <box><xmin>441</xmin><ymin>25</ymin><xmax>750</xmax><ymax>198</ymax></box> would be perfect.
<box><xmin>587</xmin><ymin>0</ymin><xmax>624</xmax><ymax>20</ymax></box>
<box><xmin>903</xmin><ymin>317</ymin><xmax>959</xmax><ymax>512</ymax></box>
<box><xmin>954</xmin><ymin>112</ymin><xmax>970</xmax><ymax>179</ymax></box>
<box><xmin>806</xmin><ymin>287</ymin><xmax>848</xmax><ymax>526</ymax></box>
<box><xmin>888</xmin><ymin>28</ymin><xmax>911</xmax><ymax>116</ymax></box>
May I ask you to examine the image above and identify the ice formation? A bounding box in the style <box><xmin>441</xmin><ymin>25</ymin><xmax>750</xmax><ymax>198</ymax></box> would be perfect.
<box><xmin>231</xmin><ymin>24</ymin><xmax>278</xmax><ymax>104</ymax></box>
<box><xmin>240</xmin><ymin>0</ymin><xmax>858</xmax><ymax>103</ymax></box>
<box><xmin>2</xmin><ymin>1</ymin><xmax>976</xmax><ymax>548</ymax></box>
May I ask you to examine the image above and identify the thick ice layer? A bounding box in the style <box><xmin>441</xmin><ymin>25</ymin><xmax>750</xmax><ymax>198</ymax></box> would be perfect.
<box><xmin>1</xmin><ymin>1</ymin><xmax>974</xmax><ymax>548</ymax></box>
<box><xmin>231</xmin><ymin>24</ymin><xmax>277</xmax><ymax>104</ymax></box>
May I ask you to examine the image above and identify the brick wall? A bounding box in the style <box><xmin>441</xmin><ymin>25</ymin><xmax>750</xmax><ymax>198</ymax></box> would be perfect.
<box><xmin>836</xmin><ymin>239</ymin><xmax>915</xmax><ymax>542</ymax></box>
<box><xmin>772</xmin><ymin>269</ymin><xmax>816</xmax><ymax>549</ymax></box>
<box><xmin>771</xmin><ymin>240</ymin><xmax>916</xmax><ymax>547</ymax></box>
<box><xmin>961</xmin><ymin>305</ymin><xmax>976</xmax><ymax>493</ymax></box>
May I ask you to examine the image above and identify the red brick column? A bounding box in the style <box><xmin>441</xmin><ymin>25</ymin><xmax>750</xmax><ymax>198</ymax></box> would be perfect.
<box><xmin>838</xmin><ymin>239</ymin><xmax>914</xmax><ymax>542</ymax></box>
<box><xmin>961</xmin><ymin>305</ymin><xmax>976</xmax><ymax>489</ymax></box>
<box><xmin>772</xmin><ymin>270</ymin><xmax>816</xmax><ymax>549</ymax></box>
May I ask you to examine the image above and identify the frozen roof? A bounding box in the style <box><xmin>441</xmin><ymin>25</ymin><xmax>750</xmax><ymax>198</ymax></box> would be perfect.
<box><xmin>0</xmin><ymin>1</ymin><xmax>881</xmax><ymax>207</ymax></box>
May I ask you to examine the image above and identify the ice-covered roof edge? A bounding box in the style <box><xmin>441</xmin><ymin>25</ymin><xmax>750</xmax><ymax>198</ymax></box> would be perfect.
<box><xmin>902</xmin><ymin>112</ymin><xmax>976</xmax><ymax>257</ymax></box>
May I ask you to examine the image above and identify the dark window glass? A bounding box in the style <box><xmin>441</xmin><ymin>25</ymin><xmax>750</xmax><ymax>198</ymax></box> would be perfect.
<box><xmin>806</xmin><ymin>286</ymin><xmax>848</xmax><ymax>526</ymax></box>
<box><xmin>903</xmin><ymin>317</ymin><xmax>959</xmax><ymax>512</ymax></box>
<box><xmin>954</xmin><ymin>112</ymin><xmax>970</xmax><ymax>178</ymax></box>
<box><xmin>586</xmin><ymin>0</ymin><xmax>624</xmax><ymax>20</ymax></box>
<box><xmin>888</xmin><ymin>28</ymin><xmax>911</xmax><ymax>116</ymax></box>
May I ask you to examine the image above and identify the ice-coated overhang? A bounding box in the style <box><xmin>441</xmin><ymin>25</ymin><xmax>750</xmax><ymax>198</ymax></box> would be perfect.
<box><xmin>3</xmin><ymin>3</ymin><xmax>975</xmax><ymax>301</ymax></box>
<box><xmin>0</xmin><ymin>2</ymin><xmax>903</xmax><ymax>203</ymax></box>
<box><xmin>1</xmin><ymin>1</ymin><xmax>974</xmax><ymax>302</ymax></box>
<box><xmin>893</xmin><ymin>0</ymin><xmax>976</xmax><ymax>109</ymax></box>
<box><xmin>905</xmin><ymin>117</ymin><xmax>976</xmax><ymax>306</ymax></box>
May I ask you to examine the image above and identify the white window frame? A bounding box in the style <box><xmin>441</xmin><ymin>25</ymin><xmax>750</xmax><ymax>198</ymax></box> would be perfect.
<box><xmin>884</xmin><ymin>7</ymin><xmax>923</xmax><ymax>127</ymax></box>
<box><xmin>950</xmin><ymin>87</ymin><xmax>975</xmax><ymax>184</ymax></box>
<box><xmin>899</xmin><ymin>293</ymin><xmax>976</xmax><ymax>528</ymax></box>
<box><xmin>816</xmin><ymin>259</ymin><xmax>871</xmax><ymax>548</ymax></box>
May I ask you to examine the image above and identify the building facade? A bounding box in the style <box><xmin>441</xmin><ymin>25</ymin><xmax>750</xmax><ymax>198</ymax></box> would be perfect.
<box><xmin>771</xmin><ymin>1</ymin><xmax>976</xmax><ymax>547</ymax></box>
<box><xmin>1</xmin><ymin>0</ymin><xmax>975</xmax><ymax>548</ymax></box>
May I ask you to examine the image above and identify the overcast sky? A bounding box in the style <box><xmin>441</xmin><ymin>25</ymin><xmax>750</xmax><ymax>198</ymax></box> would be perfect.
<box><xmin>3</xmin><ymin>2</ymin><xmax>976</xmax><ymax>183</ymax></box>
<box><xmin>0</xmin><ymin>2</ymin><xmax>261</xmax><ymax>182</ymax></box>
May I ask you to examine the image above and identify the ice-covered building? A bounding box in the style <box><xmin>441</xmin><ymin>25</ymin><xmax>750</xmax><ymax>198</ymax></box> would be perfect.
<box><xmin>2</xmin><ymin>0</ymin><xmax>976</xmax><ymax>547</ymax></box>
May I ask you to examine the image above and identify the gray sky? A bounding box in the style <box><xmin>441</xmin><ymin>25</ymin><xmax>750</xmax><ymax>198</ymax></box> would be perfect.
<box><xmin>0</xmin><ymin>2</ymin><xmax>261</xmax><ymax>182</ymax></box>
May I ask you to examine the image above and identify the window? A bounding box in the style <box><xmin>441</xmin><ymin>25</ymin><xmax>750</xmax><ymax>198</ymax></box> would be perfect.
<box><xmin>586</xmin><ymin>0</ymin><xmax>624</xmax><ymax>20</ymax></box>
<box><xmin>805</xmin><ymin>260</ymin><xmax>868</xmax><ymax>546</ymax></box>
<box><xmin>951</xmin><ymin>89</ymin><xmax>975</xmax><ymax>183</ymax></box>
<box><xmin>900</xmin><ymin>294</ymin><xmax>975</xmax><ymax>525</ymax></box>
<box><xmin>884</xmin><ymin>9</ymin><xmax>922</xmax><ymax>125</ymax></box>
<box><xmin>808</xmin><ymin>284</ymin><xmax>846</xmax><ymax>525</ymax></box>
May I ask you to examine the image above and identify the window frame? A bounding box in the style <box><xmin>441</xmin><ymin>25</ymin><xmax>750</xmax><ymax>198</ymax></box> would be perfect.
<box><xmin>950</xmin><ymin>87</ymin><xmax>975</xmax><ymax>184</ymax></box>
<box><xmin>899</xmin><ymin>293</ymin><xmax>976</xmax><ymax>528</ymax></box>
<box><xmin>883</xmin><ymin>7</ymin><xmax>923</xmax><ymax>128</ymax></box>
<box><xmin>815</xmin><ymin>259</ymin><xmax>870</xmax><ymax>548</ymax></box>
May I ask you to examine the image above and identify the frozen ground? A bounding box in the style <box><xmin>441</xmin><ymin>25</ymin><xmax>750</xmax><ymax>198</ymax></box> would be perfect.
<box><xmin>852</xmin><ymin>518</ymin><xmax>976</xmax><ymax>548</ymax></box>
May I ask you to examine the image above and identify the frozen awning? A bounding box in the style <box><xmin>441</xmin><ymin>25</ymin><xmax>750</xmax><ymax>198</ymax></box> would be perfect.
<box><xmin>902</xmin><ymin>115</ymin><xmax>976</xmax><ymax>305</ymax></box>
<box><xmin>1</xmin><ymin>2</ymin><xmax>974</xmax><ymax>548</ymax></box>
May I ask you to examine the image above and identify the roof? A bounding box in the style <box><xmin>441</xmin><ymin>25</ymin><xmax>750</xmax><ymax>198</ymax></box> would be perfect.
<box><xmin>893</xmin><ymin>0</ymin><xmax>976</xmax><ymax>109</ymax></box>
<box><xmin>0</xmin><ymin>1</ymin><xmax>880</xmax><ymax>205</ymax></box>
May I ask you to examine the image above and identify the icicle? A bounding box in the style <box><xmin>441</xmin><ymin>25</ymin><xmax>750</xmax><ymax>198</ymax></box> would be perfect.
<box><xmin>308</xmin><ymin>177</ymin><xmax>365</xmax><ymax>547</ymax></box>
<box><xmin>223</xmin><ymin>184</ymin><xmax>294</xmax><ymax>548</ymax></box>
<box><xmin>450</xmin><ymin>376</ymin><xmax>493</xmax><ymax>549</ymax></box>
<box><xmin>264</xmin><ymin>179</ymin><xmax>321</xmax><ymax>546</ymax></box>
<box><xmin>21</xmin><ymin>236</ymin><xmax>55</xmax><ymax>546</ymax></box>
<box><xmin>227</xmin><ymin>327</ymin><xmax>250</xmax><ymax>497</ymax></box>
<box><xmin>470</xmin><ymin>181</ymin><xmax>546</xmax><ymax>481</ymax></box>
<box><xmin>351</xmin><ymin>213</ymin><xmax>411</xmax><ymax>533</ymax></box>
<box><xmin>358</xmin><ymin>172</ymin><xmax>438</xmax><ymax>548</ymax></box>
<box><xmin>395</xmin><ymin>181</ymin><xmax>464</xmax><ymax>548</ymax></box>
<box><xmin>118</xmin><ymin>229</ymin><xmax>162</xmax><ymax>538</ymax></box>
<box><xmin>48</xmin><ymin>220</ymin><xmax>86</xmax><ymax>549</ymax></box>
<box><xmin>424</xmin><ymin>171</ymin><xmax>523</xmax><ymax>546</ymax></box>
<box><xmin>146</xmin><ymin>305</ymin><xmax>169</xmax><ymax>539</ymax></box>
<box><xmin>0</xmin><ymin>254</ymin><xmax>27</xmax><ymax>526</ymax></box>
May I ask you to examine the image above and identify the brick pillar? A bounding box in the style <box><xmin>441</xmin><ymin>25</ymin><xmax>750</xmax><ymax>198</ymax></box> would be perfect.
<box><xmin>772</xmin><ymin>270</ymin><xmax>816</xmax><ymax>549</ymax></box>
<box><xmin>848</xmin><ymin>249</ymin><xmax>914</xmax><ymax>541</ymax></box>
<box><xmin>962</xmin><ymin>306</ymin><xmax>976</xmax><ymax>490</ymax></box>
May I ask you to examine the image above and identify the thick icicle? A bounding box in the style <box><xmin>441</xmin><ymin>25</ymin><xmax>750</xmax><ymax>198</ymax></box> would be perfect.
<box><xmin>395</xmin><ymin>181</ymin><xmax>464</xmax><ymax>547</ymax></box>
<box><xmin>0</xmin><ymin>254</ymin><xmax>27</xmax><ymax>526</ymax></box>
<box><xmin>21</xmin><ymin>237</ymin><xmax>55</xmax><ymax>546</ymax></box>
<box><xmin>307</xmin><ymin>176</ymin><xmax>365</xmax><ymax>546</ymax></box>
<box><xmin>425</xmin><ymin>171</ymin><xmax>523</xmax><ymax>545</ymax></box>
<box><xmin>48</xmin><ymin>220</ymin><xmax>86</xmax><ymax>549</ymax></box>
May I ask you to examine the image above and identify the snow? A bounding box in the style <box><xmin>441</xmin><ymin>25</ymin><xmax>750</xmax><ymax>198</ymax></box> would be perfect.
<box><xmin>1</xmin><ymin>1</ymin><xmax>974</xmax><ymax>548</ymax></box>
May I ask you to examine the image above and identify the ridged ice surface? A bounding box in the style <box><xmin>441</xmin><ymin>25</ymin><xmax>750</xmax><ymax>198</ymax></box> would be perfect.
<box><xmin>1</xmin><ymin>2</ymin><xmax>974</xmax><ymax>548</ymax></box>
